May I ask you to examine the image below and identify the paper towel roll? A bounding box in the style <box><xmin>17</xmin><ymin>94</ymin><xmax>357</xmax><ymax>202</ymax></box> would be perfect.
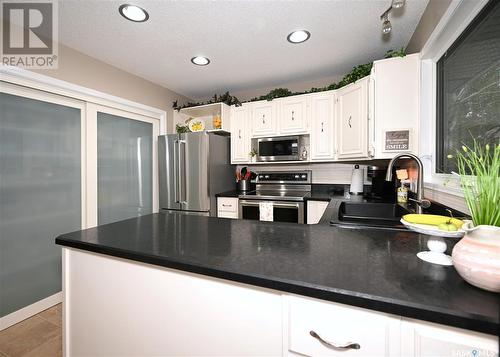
<box><xmin>349</xmin><ymin>165</ymin><xmax>364</xmax><ymax>195</ymax></box>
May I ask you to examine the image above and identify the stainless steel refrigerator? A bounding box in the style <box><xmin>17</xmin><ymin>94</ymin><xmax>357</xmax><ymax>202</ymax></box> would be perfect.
<box><xmin>158</xmin><ymin>132</ymin><xmax>234</xmax><ymax>216</ymax></box>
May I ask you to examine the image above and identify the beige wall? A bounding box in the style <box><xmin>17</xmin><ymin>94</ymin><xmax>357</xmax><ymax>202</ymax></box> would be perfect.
<box><xmin>33</xmin><ymin>44</ymin><xmax>190</xmax><ymax>133</ymax></box>
<box><xmin>406</xmin><ymin>0</ymin><xmax>453</xmax><ymax>53</ymax></box>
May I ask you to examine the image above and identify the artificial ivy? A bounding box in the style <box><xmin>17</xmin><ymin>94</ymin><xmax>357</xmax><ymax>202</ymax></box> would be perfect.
<box><xmin>173</xmin><ymin>91</ymin><xmax>241</xmax><ymax>111</ymax></box>
<box><xmin>173</xmin><ymin>48</ymin><xmax>406</xmax><ymax>111</ymax></box>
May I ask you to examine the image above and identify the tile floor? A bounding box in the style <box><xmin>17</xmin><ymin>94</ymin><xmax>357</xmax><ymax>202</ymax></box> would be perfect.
<box><xmin>0</xmin><ymin>304</ymin><xmax>62</xmax><ymax>357</ymax></box>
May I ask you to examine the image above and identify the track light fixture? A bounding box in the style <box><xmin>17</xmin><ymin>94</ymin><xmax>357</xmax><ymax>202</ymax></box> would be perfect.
<box><xmin>381</xmin><ymin>12</ymin><xmax>392</xmax><ymax>35</ymax></box>
<box><xmin>379</xmin><ymin>0</ymin><xmax>405</xmax><ymax>35</ymax></box>
<box><xmin>391</xmin><ymin>0</ymin><xmax>405</xmax><ymax>9</ymax></box>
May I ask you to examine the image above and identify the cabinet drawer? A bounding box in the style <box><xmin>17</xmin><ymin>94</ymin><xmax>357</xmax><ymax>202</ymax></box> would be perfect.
<box><xmin>217</xmin><ymin>197</ymin><xmax>238</xmax><ymax>213</ymax></box>
<box><xmin>218</xmin><ymin>211</ymin><xmax>238</xmax><ymax>219</ymax></box>
<box><xmin>288</xmin><ymin>296</ymin><xmax>400</xmax><ymax>356</ymax></box>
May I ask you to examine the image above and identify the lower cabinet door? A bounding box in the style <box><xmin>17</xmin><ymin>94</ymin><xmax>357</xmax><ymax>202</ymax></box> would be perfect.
<box><xmin>401</xmin><ymin>319</ymin><xmax>498</xmax><ymax>357</ymax></box>
<box><xmin>65</xmin><ymin>249</ymin><xmax>283</xmax><ymax>356</ymax></box>
<box><xmin>217</xmin><ymin>197</ymin><xmax>239</xmax><ymax>219</ymax></box>
<box><xmin>307</xmin><ymin>200</ymin><xmax>329</xmax><ymax>224</ymax></box>
<box><xmin>288</xmin><ymin>296</ymin><xmax>401</xmax><ymax>356</ymax></box>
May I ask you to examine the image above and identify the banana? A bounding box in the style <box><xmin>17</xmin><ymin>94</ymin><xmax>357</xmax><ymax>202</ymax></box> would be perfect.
<box><xmin>403</xmin><ymin>214</ymin><xmax>464</xmax><ymax>229</ymax></box>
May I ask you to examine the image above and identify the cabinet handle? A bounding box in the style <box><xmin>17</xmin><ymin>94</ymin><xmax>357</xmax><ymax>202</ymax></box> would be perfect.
<box><xmin>238</xmin><ymin>129</ymin><xmax>241</xmax><ymax>139</ymax></box>
<box><xmin>291</xmin><ymin>110</ymin><xmax>295</xmax><ymax>121</ymax></box>
<box><xmin>310</xmin><ymin>331</ymin><xmax>360</xmax><ymax>350</ymax></box>
<box><xmin>348</xmin><ymin>115</ymin><xmax>352</xmax><ymax>128</ymax></box>
<box><xmin>321</xmin><ymin>122</ymin><xmax>324</xmax><ymax>132</ymax></box>
<box><xmin>262</xmin><ymin>114</ymin><xmax>266</xmax><ymax>124</ymax></box>
<box><xmin>222</xmin><ymin>204</ymin><xmax>232</xmax><ymax>207</ymax></box>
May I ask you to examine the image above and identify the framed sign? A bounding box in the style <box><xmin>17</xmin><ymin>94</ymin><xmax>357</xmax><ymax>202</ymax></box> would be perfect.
<box><xmin>384</xmin><ymin>130</ymin><xmax>411</xmax><ymax>152</ymax></box>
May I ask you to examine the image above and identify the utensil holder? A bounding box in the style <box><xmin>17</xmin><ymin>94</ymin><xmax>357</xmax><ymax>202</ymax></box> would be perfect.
<box><xmin>238</xmin><ymin>180</ymin><xmax>253</xmax><ymax>192</ymax></box>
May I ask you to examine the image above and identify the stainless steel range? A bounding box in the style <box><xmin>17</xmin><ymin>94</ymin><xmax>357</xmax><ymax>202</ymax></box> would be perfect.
<box><xmin>238</xmin><ymin>171</ymin><xmax>311</xmax><ymax>224</ymax></box>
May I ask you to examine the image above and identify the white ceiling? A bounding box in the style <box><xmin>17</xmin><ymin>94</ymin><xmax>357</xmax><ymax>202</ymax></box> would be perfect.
<box><xmin>58</xmin><ymin>0</ymin><xmax>429</xmax><ymax>99</ymax></box>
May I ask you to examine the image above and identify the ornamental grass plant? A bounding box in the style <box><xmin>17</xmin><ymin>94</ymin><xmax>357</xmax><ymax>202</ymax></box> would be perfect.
<box><xmin>455</xmin><ymin>140</ymin><xmax>500</xmax><ymax>227</ymax></box>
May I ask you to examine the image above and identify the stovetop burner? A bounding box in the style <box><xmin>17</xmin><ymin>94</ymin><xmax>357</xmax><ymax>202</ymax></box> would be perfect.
<box><xmin>238</xmin><ymin>170</ymin><xmax>312</xmax><ymax>202</ymax></box>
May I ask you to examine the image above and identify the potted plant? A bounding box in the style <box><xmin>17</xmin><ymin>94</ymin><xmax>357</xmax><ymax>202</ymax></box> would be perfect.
<box><xmin>249</xmin><ymin>149</ymin><xmax>257</xmax><ymax>163</ymax></box>
<box><xmin>451</xmin><ymin>140</ymin><xmax>500</xmax><ymax>292</ymax></box>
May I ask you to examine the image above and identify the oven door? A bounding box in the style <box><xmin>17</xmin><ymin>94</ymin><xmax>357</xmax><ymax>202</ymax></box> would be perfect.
<box><xmin>256</xmin><ymin>136</ymin><xmax>300</xmax><ymax>161</ymax></box>
<box><xmin>238</xmin><ymin>200</ymin><xmax>304</xmax><ymax>224</ymax></box>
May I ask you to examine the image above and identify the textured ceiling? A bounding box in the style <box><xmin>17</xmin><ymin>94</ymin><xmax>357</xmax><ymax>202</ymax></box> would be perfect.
<box><xmin>58</xmin><ymin>0</ymin><xmax>429</xmax><ymax>99</ymax></box>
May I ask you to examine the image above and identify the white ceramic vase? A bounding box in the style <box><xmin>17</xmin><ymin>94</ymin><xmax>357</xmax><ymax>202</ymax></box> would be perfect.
<box><xmin>451</xmin><ymin>223</ymin><xmax>500</xmax><ymax>293</ymax></box>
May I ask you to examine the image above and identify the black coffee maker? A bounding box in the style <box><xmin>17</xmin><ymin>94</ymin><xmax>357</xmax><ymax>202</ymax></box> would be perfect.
<box><xmin>366</xmin><ymin>166</ymin><xmax>396</xmax><ymax>200</ymax></box>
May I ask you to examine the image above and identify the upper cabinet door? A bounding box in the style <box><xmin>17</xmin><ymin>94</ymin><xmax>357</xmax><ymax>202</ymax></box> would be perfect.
<box><xmin>280</xmin><ymin>96</ymin><xmax>308</xmax><ymax>134</ymax></box>
<box><xmin>372</xmin><ymin>54</ymin><xmax>420</xmax><ymax>158</ymax></box>
<box><xmin>310</xmin><ymin>92</ymin><xmax>335</xmax><ymax>160</ymax></box>
<box><xmin>230</xmin><ymin>105</ymin><xmax>250</xmax><ymax>163</ymax></box>
<box><xmin>251</xmin><ymin>100</ymin><xmax>278</xmax><ymax>137</ymax></box>
<box><xmin>336</xmin><ymin>77</ymin><xmax>369</xmax><ymax>159</ymax></box>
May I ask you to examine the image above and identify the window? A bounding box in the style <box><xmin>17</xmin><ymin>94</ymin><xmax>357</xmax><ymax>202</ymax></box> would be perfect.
<box><xmin>436</xmin><ymin>0</ymin><xmax>500</xmax><ymax>173</ymax></box>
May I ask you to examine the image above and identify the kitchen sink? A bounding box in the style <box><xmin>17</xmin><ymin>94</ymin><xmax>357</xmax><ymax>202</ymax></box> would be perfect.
<box><xmin>330</xmin><ymin>201</ymin><xmax>411</xmax><ymax>230</ymax></box>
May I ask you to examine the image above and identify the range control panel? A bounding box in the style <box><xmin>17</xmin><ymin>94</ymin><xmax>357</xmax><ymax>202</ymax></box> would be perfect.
<box><xmin>255</xmin><ymin>171</ymin><xmax>311</xmax><ymax>184</ymax></box>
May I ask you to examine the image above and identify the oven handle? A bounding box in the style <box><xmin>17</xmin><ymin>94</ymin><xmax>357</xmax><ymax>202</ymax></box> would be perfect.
<box><xmin>239</xmin><ymin>200</ymin><xmax>300</xmax><ymax>209</ymax></box>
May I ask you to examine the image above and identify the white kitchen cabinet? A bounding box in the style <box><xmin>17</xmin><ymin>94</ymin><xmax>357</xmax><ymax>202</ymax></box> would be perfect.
<box><xmin>287</xmin><ymin>295</ymin><xmax>401</xmax><ymax>356</ymax></box>
<box><xmin>401</xmin><ymin>319</ymin><xmax>498</xmax><ymax>357</ymax></box>
<box><xmin>251</xmin><ymin>100</ymin><xmax>279</xmax><ymax>137</ymax></box>
<box><xmin>65</xmin><ymin>248</ymin><xmax>283</xmax><ymax>356</ymax></box>
<box><xmin>335</xmin><ymin>77</ymin><xmax>369</xmax><ymax>159</ymax></box>
<box><xmin>306</xmin><ymin>200</ymin><xmax>329</xmax><ymax>224</ymax></box>
<box><xmin>310</xmin><ymin>92</ymin><xmax>335</xmax><ymax>160</ymax></box>
<box><xmin>230</xmin><ymin>104</ymin><xmax>251</xmax><ymax>163</ymax></box>
<box><xmin>64</xmin><ymin>248</ymin><xmax>498</xmax><ymax>357</ymax></box>
<box><xmin>217</xmin><ymin>197</ymin><xmax>239</xmax><ymax>219</ymax></box>
<box><xmin>371</xmin><ymin>54</ymin><xmax>420</xmax><ymax>159</ymax></box>
<box><xmin>280</xmin><ymin>95</ymin><xmax>309</xmax><ymax>135</ymax></box>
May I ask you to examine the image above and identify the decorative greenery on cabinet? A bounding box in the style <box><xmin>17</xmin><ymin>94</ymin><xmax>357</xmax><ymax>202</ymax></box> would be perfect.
<box><xmin>173</xmin><ymin>91</ymin><xmax>241</xmax><ymax>111</ymax></box>
<box><xmin>173</xmin><ymin>48</ymin><xmax>407</xmax><ymax>111</ymax></box>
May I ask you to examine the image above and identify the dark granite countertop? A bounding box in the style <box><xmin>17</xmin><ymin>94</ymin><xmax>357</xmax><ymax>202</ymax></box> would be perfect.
<box><xmin>215</xmin><ymin>190</ymin><xmax>240</xmax><ymax>198</ymax></box>
<box><xmin>55</xmin><ymin>212</ymin><xmax>499</xmax><ymax>335</ymax></box>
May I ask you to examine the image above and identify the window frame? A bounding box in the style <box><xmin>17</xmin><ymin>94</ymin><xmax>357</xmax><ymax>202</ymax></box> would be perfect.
<box><xmin>419</xmin><ymin>0</ymin><xmax>492</xmax><ymax>202</ymax></box>
<box><xmin>435</xmin><ymin>0</ymin><xmax>500</xmax><ymax>175</ymax></box>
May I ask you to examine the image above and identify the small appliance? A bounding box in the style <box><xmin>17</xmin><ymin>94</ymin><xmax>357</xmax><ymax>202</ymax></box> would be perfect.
<box><xmin>366</xmin><ymin>166</ymin><xmax>395</xmax><ymax>200</ymax></box>
<box><xmin>253</xmin><ymin>135</ymin><xmax>307</xmax><ymax>162</ymax></box>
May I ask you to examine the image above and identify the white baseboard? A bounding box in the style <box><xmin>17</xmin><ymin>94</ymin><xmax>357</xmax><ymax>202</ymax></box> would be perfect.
<box><xmin>0</xmin><ymin>292</ymin><xmax>62</xmax><ymax>331</ymax></box>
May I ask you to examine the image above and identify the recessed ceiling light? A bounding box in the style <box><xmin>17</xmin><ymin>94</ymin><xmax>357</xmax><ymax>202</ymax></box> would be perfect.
<box><xmin>287</xmin><ymin>30</ymin><xmax>311</xmax><ymax>44</ymax></box>
<box><xmin>119</xmin><ymin>4</ymin><xmax>149</xmax><ymax>22</ymax></box>
<box><xmin>191</xmin><ymin>56</ymin><xmax>210</xmax><ymax>66</ymax></box>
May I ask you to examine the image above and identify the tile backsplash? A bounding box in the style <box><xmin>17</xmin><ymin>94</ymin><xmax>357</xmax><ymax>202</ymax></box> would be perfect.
<box><xmin>237</xmin><ymin>163</ymin><xmax>370</xmax><ymax>185</ymax></box>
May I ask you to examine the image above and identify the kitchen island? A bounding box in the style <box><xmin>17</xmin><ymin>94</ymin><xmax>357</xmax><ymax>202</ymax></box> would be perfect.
<box><xmin>56</xmin><ymin>212</ymin><xmax>498</xmax><ymax>356</ymax></box>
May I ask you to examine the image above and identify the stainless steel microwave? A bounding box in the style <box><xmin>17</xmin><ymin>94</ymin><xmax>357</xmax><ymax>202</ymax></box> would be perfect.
<box><xmin>254</xmin><ymin>136</ymin><xmax>306</xmax><ymax>162</ymax></box>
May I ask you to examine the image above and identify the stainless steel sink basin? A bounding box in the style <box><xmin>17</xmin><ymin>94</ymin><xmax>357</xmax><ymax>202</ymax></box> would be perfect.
<box><xmin>330</xmin><ymin>201</ymin><xmax>410</xmax><ymax>230</ymax></box>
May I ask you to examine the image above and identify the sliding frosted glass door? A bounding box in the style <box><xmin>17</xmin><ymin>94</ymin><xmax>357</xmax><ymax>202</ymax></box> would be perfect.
<box><xmin>97</xmin><ymin>111</ymin><xmax>154</xmax><ymax>225</ymax></box>
<box><xmin>0</xmin><ymin>91</ymin><xmax>82</xmax><ymax>318</ymax></box>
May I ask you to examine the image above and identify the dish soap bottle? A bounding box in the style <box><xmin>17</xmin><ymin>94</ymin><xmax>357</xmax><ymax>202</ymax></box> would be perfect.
<box><xmin>397</xmin><ymin>180</ymin><xmax>409</xmax><ymax>203</ymax></box>
<box><xmin>396</xmin><ymin>169</ymin><xmax>409</xmax><ymax>203</ymax></box>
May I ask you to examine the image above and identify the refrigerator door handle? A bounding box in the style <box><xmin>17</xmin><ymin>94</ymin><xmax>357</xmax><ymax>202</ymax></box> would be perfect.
<box><xmin>179</xmin><ymin>139</ymin><xmax>187</xmax><ymax>204</ymax></box>
<box><xmin>173</xmin><ymin>139</ymin><xmax>180</xmax><ymax>203</ymax></box>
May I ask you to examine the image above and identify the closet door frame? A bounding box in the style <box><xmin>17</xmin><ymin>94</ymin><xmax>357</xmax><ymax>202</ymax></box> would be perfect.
<box><xmin>1</xmin><ymin>68</ymin><xmax>165</xmax><ymax>330</ymax></box>
<box><xmin>86</xmin><ymin>104</ymin><xmax>160</xmax><ymax>228</ymax></box>
<box><xmin>1</xmin><ymin>82</ymin><xmax>88</xmax><ymax>230</ymax></box>
<box><xmin>0</xmin><ymin>82</ymin><xmax>86</xmax><ymax>330</ymax></box>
